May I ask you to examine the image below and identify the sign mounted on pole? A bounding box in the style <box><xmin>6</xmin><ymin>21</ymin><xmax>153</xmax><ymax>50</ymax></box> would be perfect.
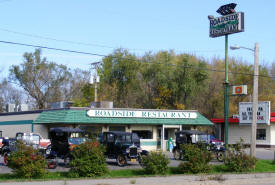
<box><xmin>232</xmin><ymin>85</ymin><xmax>247</xmax><ymax>95</ymax></box>
<box><xmin>239</xmin><ymin>101</ymin><xmax>271</xmax><ymax>125</ymax></box>
<box><xmin>209</xmin><ymin>12</ymin><xmax>244</xmax><ymax>38</ymax></box>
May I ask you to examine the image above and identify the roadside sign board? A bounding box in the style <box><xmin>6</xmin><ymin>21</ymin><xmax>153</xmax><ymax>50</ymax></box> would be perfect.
<box><xmin>232</xmin><ymin>85</ymin><xmax>247</xmax><ymax>95</ymax></box>
<box><xmin>209</xmin><ymin>12</ymin><xmax>244</xmax><ymax>38</ymax></box>
<box><xmin>239</xmin><ymin>101</ymin><xmax>270</xmax><ymax>125</ymax></box>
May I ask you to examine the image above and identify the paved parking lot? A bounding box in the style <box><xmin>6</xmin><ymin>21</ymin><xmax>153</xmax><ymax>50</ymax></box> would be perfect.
<box><xmin>0</xmin><ymin>148</ymin><xmax>274</xmax><ymax>174</ymax></box>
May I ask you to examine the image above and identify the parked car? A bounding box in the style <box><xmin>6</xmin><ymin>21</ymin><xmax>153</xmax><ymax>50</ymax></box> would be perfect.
<box><xmin>100</xmin><ymin>131</ymin><xmax>148</xmax><ymax>167</ymax></box>
<box><xmin>15</xmin><ymin>132</ymin><xmax>51</xmax><ymax>150</ymax></box>
<box><xmin>46</xmin><ymin>127</ymin><xmax>87</xmax><ymax>168</ymax></box>
<box><xmin>1</xmin><ymin>133</ymin><xmax>43</xmax><ymax>165</ymax></box>
<box><xmin>172</xmin><ymin>130</ymin><xmax>225</xmax><ymax>162</ymax></box>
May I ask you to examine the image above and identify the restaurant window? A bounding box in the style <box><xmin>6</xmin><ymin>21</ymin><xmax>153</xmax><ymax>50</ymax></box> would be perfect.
<box><xmin>132</xmin><ymin>130</ymin><xmax>153</xmax><ymax>139</ymax></box>
<box><xmin>256</xmin><ymin>129</ymin><xmax>266</xmax><ymax>140</ymax></box>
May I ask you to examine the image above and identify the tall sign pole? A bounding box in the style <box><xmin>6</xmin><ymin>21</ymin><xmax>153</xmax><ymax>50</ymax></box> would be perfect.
<box><xmin>209</xmin><ymin>3</ymin><xmax>244</xmax><ymax>147</ymax></box>
<box><xmin>224</xmin><ymin>34</ymin><xmax>229</xmax><ymax>147</ymax></box>
<box><xmin>251</xmin><ymin>43</ymin><xmax>259</xmax><ymax>157</ymax></box>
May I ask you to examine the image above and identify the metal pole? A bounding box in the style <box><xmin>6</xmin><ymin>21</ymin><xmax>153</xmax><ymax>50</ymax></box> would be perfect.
<box><xmin>94</xmin><ymin>65</ymin><xmax>98</xmax><ymax>102</ymax></box>
<box><xmin>251</xmin><ymin>43</ymin><xmax>259</xmax><ymax>157</ymax></box>
<box><xmin>162</xmin><ymin>125</ymin><xmax>165</xmax><ymax>151</ymax></box>
<box><xmin>224</xmin><ymin>34</ymin><xmax>229</xmax><ymax>148</ymax></box>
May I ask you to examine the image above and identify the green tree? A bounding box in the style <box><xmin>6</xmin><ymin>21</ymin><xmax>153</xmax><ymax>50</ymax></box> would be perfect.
<box><xmin>99</xmin><ymin>49</ymin><xmax>141</xmax><ymax>108</ymax></box>
<box><xmin>8</xmin><ymin>49</ymin><xmax>86</xmax><ymax>109</ymax></box>
<box><xmin>73</xmin><ymin>83</ymin><xmax>94</xmax><ymax>107</ymax></box>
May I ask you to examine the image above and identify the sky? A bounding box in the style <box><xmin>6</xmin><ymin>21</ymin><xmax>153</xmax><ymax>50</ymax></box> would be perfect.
<box><xmin>0</xmin><ymin>0</ymin><xmax>274</xmax><ymax>80</ymax></box>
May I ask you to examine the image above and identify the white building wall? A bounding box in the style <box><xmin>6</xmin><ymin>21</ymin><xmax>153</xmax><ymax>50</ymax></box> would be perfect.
<box><xmin>0</xmin><ymin>113</ymin><xmax>40</xmax><ymax>121</ymax></box>
<box><xmin>270</xmin><ymin>125</ymin><xmax>275</xmax><ymax>146</ymax></box>
<box><xmin>0</xmin><ymin>113</ymin><xmax>48</xmax><ymax>139</ymax></box>
<box><xmin>228</xmin><ymin>124</ymin><xmax>271</xmax><ymax>146</ymax></box>
<box><xmin>33</xmin><ymin>124</ymin><xmax>49</xmax><ymax>139</ymax></box>
<box><xmin>0</xmin><ymin>124</ymin><xmax>32</xmax><ymax>138</ymax></box>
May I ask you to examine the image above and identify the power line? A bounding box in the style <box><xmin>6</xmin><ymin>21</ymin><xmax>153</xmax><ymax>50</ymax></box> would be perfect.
<box><xmin>0</xmin><ymin>27</ymin><xmax>224</xmax><ymax>53</ymax></box>
<box><xmin>0</xmin><ymin>39</ymin><xmax>273</xmax><ymax>79</ymax></box>
<box><xmin>0</xmin><ymin>40</ymin><xmax>106</xmax><ymax>57</ymax></box>
<box><xmin>0</xmin><ymin>28</ymin><xmax>117</xmax><ymax>49</ymax></box>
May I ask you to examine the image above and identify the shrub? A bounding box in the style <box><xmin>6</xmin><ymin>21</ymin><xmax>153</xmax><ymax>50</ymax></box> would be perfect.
<box><xmin>7</xmin><ymin>141</ymin><xmax>47</xmax><ymax>178</ymax></box>
<box><xmin>141</xmin><ymin>151</ymin><xmax>169</xmax><ymax>175</ymax></box>
<box><xmin>224</xmin><ymin>139</ymin><xmax>257</xmax><ymax>172</ymax></box>
<box><xmin>68</xmin><ymin>141</ymin><xmax>108</xmax><ymax>177</ymax></box>
<box><xmin>178</xmin><ymin>143</ymin><xmax>213</xmax><ymax>174</ymax></box>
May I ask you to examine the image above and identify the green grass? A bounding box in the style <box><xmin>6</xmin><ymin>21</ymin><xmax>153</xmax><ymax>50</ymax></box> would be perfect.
<box><xmin>212</xmin><ymin>159</ymin><xmax>275</xmax><ymax>173</ymax></box>
<box><xmin>0</xmin><ymin>160</ymin><xmax>274</xmax><ymax>181</ymax></box>
<box><xmin>254</xmin><ymin>160</ymin><xmax>275</xmax><ymax>172</ymax></box>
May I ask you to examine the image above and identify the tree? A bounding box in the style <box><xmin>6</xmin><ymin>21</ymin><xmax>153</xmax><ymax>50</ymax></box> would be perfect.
<box><xmin>9</xmin><ymin>49</ymin><xmax>71</xmax><ymax>109</ymax></box>
<box><xmin>73</xmin><ymin>83</ymin><xmax>95</xmax><ymax>107</ymax></box>
<box><xmin>0</xmin><ymin>79</ymin><xmax>24</xmax><ymax>112</ymax></box>
<box><xmin>99</xmin><ymin>49</ymin><xmax>141</xmax><ymax>108</ymax></box>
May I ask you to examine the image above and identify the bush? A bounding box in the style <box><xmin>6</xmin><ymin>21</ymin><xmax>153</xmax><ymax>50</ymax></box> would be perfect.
<box><xmin>7</xmin><ymin>141</ymin><xmax>47</xmax><ymax>178</ymax></box>
<box><xmin>224</xmin><ymin>139</ymin><xmax>257</xmax><ymax>172</ymax></box>
<box><xmin>68</xmin><ymin>141</ymin><xmax>108</xmax><ymax>177</ymax></box>
<box><xmin>141</xmin><ymin>151</ymin><xmax>169</xmax><ymax>175</ymax></box>
<box><xmin>178</xmin><ymin>143</ymin><xmax>213</xmax><ymax>174</ymax></box>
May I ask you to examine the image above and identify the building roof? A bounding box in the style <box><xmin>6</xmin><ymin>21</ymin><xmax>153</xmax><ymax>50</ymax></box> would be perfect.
<box><xmin>34</xmin><ymin>109</ymin><xmax>213</xmax><ymax>126</ymax></box>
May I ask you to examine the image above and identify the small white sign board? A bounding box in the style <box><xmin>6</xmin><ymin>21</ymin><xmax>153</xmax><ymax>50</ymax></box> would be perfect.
<box><xmin>239</xmin><ymin>101</ymin><xmax>270</xmax><ymax>125</ymax></box>
<box><xmin>232</xmin><ymin>85</ymin><xmax>247</xmax><ymax>95</ymax></box>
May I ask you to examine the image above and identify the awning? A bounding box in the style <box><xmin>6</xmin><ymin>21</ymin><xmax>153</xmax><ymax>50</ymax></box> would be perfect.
<box><xmin>34</xmin><ymin>109</ymin><xmax>213</xmax><ymax>126</ymax></box>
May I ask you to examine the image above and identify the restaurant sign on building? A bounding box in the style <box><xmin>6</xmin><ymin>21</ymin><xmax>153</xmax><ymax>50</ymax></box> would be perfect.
<box><xmin>87</xmin><ymin>109</ymin><xmax>198</xmax><ymax>119</ymax></box>
<box><xmin>209</xmin><ymin>12</ymin><xmax>244</xmax><ymax>38</ymax></box>
<box><xmin>239</xmin><ymin>101</ymin><xmax>271</xmax><ymax>125</ymax></box>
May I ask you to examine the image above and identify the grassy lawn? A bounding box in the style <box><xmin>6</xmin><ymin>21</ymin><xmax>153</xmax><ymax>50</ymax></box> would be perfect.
<box><xmin>0</xmin><ymin>160</ymin><xmax>275</xmax><ymax>181</ymax></box>
<box><xmin>213</xmin><ymin>160</ymin><xmax>275</xmax><ymax>173</ymax></box>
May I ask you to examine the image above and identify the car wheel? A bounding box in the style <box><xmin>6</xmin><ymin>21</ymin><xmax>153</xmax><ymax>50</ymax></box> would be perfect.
<box><xmin>116</xmin><ymin>154</ymin><xmax>127</xmax><ymax>167</ymax></box>
<box><xmin>3</xmin><ymin>152</ymin><xmax>9</xmax><ymax>166</ymax></box>
<box><xmin>138</xmin><ymin>155</ymin><xmax>145</xmax><ymax>168</ymax></box>
<box><xmin>217</xmin><ymin>151</ymin><xmax>225</xmax><ymax>162</ymax></box>
<box><xmin>173</xmin><ymin>149</ymin><xmax>181</xmax><ymax>160</ymax></box>
<box><xmin>47</xmin><ymin>159</ymin><xmax>57</xmax><ymax>169</ymax></box>
<box><xmin>64</xmin><ymin>155</ymin><xmax>71</xmax><ymax>168</ymax></box>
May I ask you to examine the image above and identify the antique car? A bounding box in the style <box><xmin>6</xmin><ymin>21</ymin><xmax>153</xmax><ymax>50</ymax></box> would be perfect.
<box><xmin>100</xmin><ymin>131</ymin><xmax>148</xmax><ymax>167</ymax></box>
<box><xmin>1</xmin><ymin>132</ymin><xmax>42</xmax><ymax>165</ymax></box>
<box><xmin>172</xmin><ymin>130</ymin><xmax>225</xmax><ymax>162</ymax></box>
<box><xmin>46</xmin><ymin>127</ymin><xmax>87</xmax><ymax>168</ymax></box>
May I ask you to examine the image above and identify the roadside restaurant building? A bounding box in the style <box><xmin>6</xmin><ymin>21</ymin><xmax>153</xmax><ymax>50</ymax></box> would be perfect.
<box><xmin>0</xmin><ymin>107</ymin><xmax>213</xmax><ymax>151</ymax></box>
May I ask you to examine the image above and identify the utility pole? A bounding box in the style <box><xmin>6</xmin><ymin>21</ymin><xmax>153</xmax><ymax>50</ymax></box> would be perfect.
<box><xmin>224</xmin><ymin>34</ymin><xmax>229</xmax><ymax>149</ymax></box>
<box><xmin>251</xmin><ymin>43</ymin><xmax>259</xmax><ymax>157</ymax></box>
<box><xmin>91</xmin><ymin>62</ymin><xmax>100</xmax><ymax>103</ymax></box>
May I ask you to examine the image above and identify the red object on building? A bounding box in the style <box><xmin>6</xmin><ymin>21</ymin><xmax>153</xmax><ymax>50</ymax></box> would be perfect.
<box><xmin>211</xmin><ymin>112</ymin><xmax>275</xmax><ymax>124</ymax></box>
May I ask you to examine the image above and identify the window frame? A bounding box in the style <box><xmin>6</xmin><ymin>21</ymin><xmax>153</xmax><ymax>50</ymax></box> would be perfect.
<box><xmin>256</xmin><ymin>128</ymin><xmax>266</xmax><ymax>140</ymax></box>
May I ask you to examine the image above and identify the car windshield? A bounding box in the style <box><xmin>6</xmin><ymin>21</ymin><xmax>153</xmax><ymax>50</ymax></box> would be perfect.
<box><xmin>68</xmin><ymin>137</ymin><xmax>87</xmax><ymax>145</ymax></box>
<box><xmin>115</xmin><ymin>134</ymin><xmax>132</xmax><ymax>144</ymax></box>
<box><xmin>197</xmin><ymin>134</ymin><xmax>210</xmax><ymax>143</ymax></box>
<box><xmin>21</xmin><ymin>135</ymin><xmax>40</xmax><ymax>145</ymax></box>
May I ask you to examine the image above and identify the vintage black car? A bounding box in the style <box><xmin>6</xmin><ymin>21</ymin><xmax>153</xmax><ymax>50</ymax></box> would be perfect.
<box><xmin>100</xmin><ymin>131</ymin><xmax>148</xmax><ymax>167</ymax></box>
<box><xmin>46</xmin><ymin>127</ymin><xmax>87</xmax><ymax>167</ymax></box>
<box><xmin>173</xmin><ymin>130</ymin><xmax>225</xmax><ymax>162</ymax></box>
<box><xmin>1</xmin><ymin>133</ymin><xmax>42</xmax><ymax>165</ymax></box>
